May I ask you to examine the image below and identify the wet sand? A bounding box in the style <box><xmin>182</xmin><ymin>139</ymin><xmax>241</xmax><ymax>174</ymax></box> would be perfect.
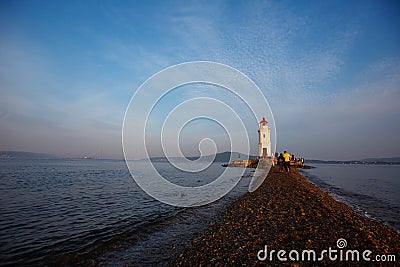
<box><xmin>172</xmin><ymin>167</ymin><xmax>400</xmax><ymax>266</ymax></box>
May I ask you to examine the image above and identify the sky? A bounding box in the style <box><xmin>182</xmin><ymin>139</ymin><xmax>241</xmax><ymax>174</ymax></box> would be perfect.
<box><xmin>0</xmin><ymin>0</ymin><xmax>399</xmax><ymax>160</ymax></box>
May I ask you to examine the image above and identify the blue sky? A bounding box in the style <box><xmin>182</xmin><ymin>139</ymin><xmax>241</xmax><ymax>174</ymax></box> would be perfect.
<box><xmin>1</xmin><ymin>0</ymin><xmax>399</xmax><ymax>160</ymax></box>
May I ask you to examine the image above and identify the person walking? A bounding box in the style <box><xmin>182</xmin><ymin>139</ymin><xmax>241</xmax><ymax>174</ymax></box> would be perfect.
<box><xmin>277</xmin><ymin>153</ymin><xmax>285</xmax><ymax>172</ymax></box>
<box><xmin>283</xmin><ymin>150</ymin><xmax>291</xmax><ymax>173</ymax></box>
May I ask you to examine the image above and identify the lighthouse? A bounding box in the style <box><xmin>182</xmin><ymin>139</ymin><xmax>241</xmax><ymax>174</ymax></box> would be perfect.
<box><xmin>258</xmin><ymin>117</ymin><xmax>271</xmax><ymax>158</ymax></box>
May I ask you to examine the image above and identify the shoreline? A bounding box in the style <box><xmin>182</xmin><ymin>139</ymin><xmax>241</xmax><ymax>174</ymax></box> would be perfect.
<box><xmin>172</xmin><ymin>167</ymin><xmax>400</xmax><ymax>265</ymax></box>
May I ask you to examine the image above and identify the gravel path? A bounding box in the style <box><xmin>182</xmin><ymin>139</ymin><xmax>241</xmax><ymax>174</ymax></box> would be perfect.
<box><xmin>172</xmin><ymin>167</ymin><xmax>399</xmax><ymax>266</ymax></box>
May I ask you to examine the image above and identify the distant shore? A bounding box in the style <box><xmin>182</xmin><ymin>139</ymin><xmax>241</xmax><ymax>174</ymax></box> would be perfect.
<box><xmin>172</xmin><ymin>167</ymin><xmax>400</xmax><ymax>265</ymax></box>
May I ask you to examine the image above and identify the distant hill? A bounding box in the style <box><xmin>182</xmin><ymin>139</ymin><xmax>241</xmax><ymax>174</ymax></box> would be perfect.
<box><xmin>150</xmin><ymin>151</ymin><xmax>256</xmax><ymax>163</ymax></box>
<box><xmin>362</xmin><ymin>157</ymin><xmax>400</xmax><ymax>163</ymax></box>
<box><xmin>0</xmin><ymin>151</ymin><xmax>59</xmax><ymax>159</ymax></box>
<box><xmin>306</xmin><ymin>158</ymin><xmax>400</xmax><ymax>165</ymax></box>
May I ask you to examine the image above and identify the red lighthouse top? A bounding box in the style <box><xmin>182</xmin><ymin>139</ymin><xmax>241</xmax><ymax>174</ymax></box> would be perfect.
<box><xmin>260</xmin><ymin>117</ymin><xmax>267</xmax><ymax>124</ymax></box>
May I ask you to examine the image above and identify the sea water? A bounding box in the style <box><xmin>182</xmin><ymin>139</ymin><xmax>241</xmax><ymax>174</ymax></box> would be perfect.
<box><xmin>0</xmin><ymin>158</ymin><xmax>251</xmax><ymax>266</ymax></box>
<box><xmin>301</xmin><ymin>164</ymin><xmax>400</xmax><ymax>231</ymax></box>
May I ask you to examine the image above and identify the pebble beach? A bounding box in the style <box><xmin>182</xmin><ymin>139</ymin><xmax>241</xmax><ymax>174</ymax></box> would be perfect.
<box><xmin>172</xmin><ymin>167</ymin><xmax>400</xmax><ymax>266</ymax></box>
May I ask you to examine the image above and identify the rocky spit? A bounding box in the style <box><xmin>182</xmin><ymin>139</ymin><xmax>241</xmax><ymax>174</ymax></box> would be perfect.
<box><xmin>172</xmin><ymin>167</ymin><xmax>399</xmax><ymax>266</ymax></box>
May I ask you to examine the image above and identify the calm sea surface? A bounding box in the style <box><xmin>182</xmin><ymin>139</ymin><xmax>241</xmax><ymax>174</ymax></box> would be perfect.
<box><xmin>302</xmin><ymin>164</ymin><xmax>400</xmax><ymax>231</ymax></box>
<box><xmin>0</xmin><ymin>158</ymin><xmax>251</xmax><ymax>266</ymax></box>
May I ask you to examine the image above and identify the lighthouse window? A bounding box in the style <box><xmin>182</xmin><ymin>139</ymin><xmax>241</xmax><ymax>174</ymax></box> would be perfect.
<box><xmin>263</xmin><ymin>134</ymin><xmax>265</xmax><ymax>138</ymax></box>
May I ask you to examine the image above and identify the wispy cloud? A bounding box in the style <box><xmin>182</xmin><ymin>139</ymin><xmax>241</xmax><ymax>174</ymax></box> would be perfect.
<box><xmin>277</xmin><ymin>58</ymin><xmax>400</xmax><ymax>159</ymax></box>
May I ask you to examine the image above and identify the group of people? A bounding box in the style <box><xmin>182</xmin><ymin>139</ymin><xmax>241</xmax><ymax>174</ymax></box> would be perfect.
<box><xmin>277</xmin><ymin>151</ymin><xmax>291</xmax><ymax>173</ymax></box>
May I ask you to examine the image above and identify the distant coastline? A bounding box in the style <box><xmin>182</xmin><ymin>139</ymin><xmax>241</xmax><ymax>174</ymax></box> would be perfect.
<box><xmin>0</xmin><ymin>151</ymin><xmax>116</xmax><ymax>161</ymax></box>
<box><xmin>0</xmin><ymin>151</ymin><xmax>59</xmax><ymax>159</ymax></box>
<box><xmin>306</xmin><ymin>158</ymin><xmax>400</xmax><ymax>165</ymax></box>
<box><xmin>147</xmin><ymin>151</ymin><xmax>257</xmax><ymax>163</ymax></box>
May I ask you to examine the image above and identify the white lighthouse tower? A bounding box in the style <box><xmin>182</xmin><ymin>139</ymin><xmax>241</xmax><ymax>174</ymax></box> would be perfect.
<box><xmin>258</xmin><ymin>117</ymin><xmax>271</xmax><ymax>158</ymax></box>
